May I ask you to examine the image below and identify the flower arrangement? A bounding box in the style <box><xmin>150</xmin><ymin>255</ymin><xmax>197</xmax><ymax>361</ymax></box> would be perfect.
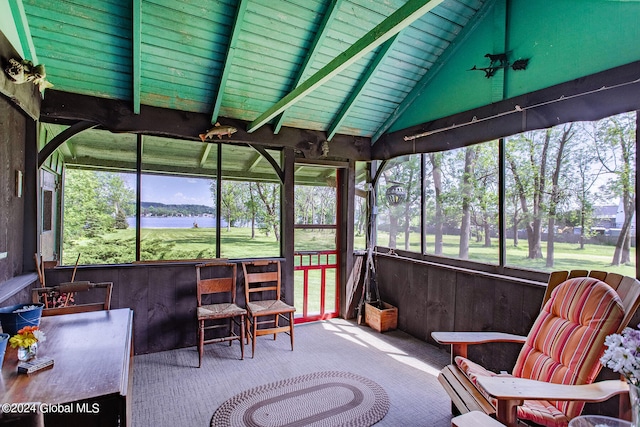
<box><xmin>9</xmin><ymin>326</ymin><xmax>46</xmax><ymax>349</ymax></box>
<box><xmin>601</xmin><ymin>324</ymin><xmax>640</xmax><ymax>426</ymax></box>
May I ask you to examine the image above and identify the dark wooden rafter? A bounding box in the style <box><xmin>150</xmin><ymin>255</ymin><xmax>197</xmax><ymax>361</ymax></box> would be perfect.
<box><xmin>247</xmin><ymin>0</ymin><xmax>446</xmax><ymax>133</ymax></box>
<box><xmin>272</xmin><ymin>0</ymin><xmax>342</xmax><ymax>134</ymax></box>
<box><xmin>372</xmin><ymin>0</ymin><xmax>495</xmax><ymax>143</ymax></box>
<box><xmin>373</xmin><ymin>60</ymin><xmax>640</xmax><ymax>159</ymax></box>
<box><xmin>326</xmin><ymin>34</ymin><xmax>400</xmax><ymax>141</ymax></box>
<box><xmin>210</xmin><ymin>0</ymin><xmax>249</xmax><ymax>125</ymax></box>
<box><xmin>37</xmin><ymin>120</ymin><xmax>98</xmax><ymax>168</ymax></box>
<box><xmin>248</xmin><ymin>144</ymin><xmax>284</xmax><ymax>184</ymax></box>
<box><xmin>40</xmin><ymin>90</ymin><xmax>371</xmax><ymax>161</ymax></box>
<box><xmin>132</xmin><ymin>0</ymin><xmax>142</xmax><ymax>114</ymax></box>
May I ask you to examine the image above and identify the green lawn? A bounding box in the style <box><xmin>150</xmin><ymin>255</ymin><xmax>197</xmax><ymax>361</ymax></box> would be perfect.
<box><xmin>63</xmin><ymin>227</ymin><xmax>635</xmax><ymax>316</ymax></box>
<box><xmin>64</xmin><ymin>227</ymin><xmax>635</xmax><ymax>277</ymax></box>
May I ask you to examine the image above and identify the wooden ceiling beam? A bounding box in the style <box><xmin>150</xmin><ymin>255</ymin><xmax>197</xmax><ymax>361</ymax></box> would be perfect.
<box><xmin>247</xmin><ymin>0</ymin><xmax>446</xmax><ymax>133</ymax></box>
<box><xmin>273</xmin><ymin>0</ymin><xmax>342</xmax><ymax>134</ymax></box>
<box><xmin>8</xmin><ymin>0</ymin><xmax>37</xmax><ymax>63</ymax></box>
<box><xmin>132</xmin><ymin>0</ymin><xmax>142</xmax><ymax>114</ymax></box>
<box><xmin>326</xmin><ymin>34</ymin><xmax>399</xmax><ymax>141</ymax></box>
<box><xmin>210</xmin><ymin>0</ymin><xmax>249</xmax><ymax>125</ymax></box>
<box><xmin>40</xmin><ymin>90</ymin><xmax>371</xmax><ymax>161</ymax></box>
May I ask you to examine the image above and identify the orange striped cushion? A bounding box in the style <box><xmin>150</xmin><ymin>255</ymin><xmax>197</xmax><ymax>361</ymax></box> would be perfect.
<box><xmin>512</xmin><ymin>277</ymin><xmax>624</xmax><ymax>424</ymax></box>
<box><xmin>455</xmin><ymin>277</ymin><xmax>624</xmax><ymax>427</ymax></box>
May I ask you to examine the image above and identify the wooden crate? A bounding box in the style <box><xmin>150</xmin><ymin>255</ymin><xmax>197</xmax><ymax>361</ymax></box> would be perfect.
<box><xmin>365</xmin><ymin>302</ymin><xmax>397</xmax><ymax>332</ymax></box>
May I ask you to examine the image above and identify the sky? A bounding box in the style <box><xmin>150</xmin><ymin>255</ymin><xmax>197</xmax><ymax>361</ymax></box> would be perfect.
<box><xmin>123</xmin><ymin>174</ymin><xmax>215</xmax><ymax>207</ymax></box>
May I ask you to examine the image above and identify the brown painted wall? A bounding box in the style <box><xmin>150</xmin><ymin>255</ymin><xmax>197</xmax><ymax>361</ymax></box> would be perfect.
<box><xmin>43</xmin><ymin>260</ymin><xmax>289</xmax><ymax>355</ymax></box>
<box><xmin>374</xmin><ymin>253</ymin><xmax>544</xmax><ymax>371</ymax></box>
<box><xmin>0</xmin><ymin>96</ymin><xmax>27</xmax><ymax>283</ymax></box>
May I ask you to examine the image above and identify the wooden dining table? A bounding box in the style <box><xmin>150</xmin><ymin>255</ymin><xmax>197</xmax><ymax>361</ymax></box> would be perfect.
<box><xmin>0</xmin><ymin>308</ymin><xmax>134</xmax><ymax>427</ymax></box>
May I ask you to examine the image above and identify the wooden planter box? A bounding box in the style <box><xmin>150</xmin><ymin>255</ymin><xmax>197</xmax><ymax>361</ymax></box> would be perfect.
<box><xmin>365</xmin><ymin>302</ymin><xmax>398</xmax><ymax>332</ymax></box>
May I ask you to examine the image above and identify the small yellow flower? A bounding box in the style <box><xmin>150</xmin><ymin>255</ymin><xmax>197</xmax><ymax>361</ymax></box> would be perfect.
<box><xmin>9</xmin><ymin>326</ymin><xmax>45</xmax><ymax>349</ymax></box>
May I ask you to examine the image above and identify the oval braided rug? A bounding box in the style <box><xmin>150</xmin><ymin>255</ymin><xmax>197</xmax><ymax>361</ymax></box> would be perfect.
<box><xmin>210</xmin><ymin>371</ymin><xmax>390</xmax><ymax>427</ymax></box>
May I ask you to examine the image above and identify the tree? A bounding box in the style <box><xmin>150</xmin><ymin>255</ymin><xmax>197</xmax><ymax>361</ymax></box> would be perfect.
<box><xmin>219</xmin><ymin>181</ymin><xmax>247</xmax><ymax>231</ymax></box>
<box><xmin>595</xmin><ymin>112</ymin><xmax>636</xmax><ymax>265</ymax></box>
<box><xmin>506</xmin><ymin>130</ymin><xmax>551</xmax><ymax>260</ymax></box>
<box><xmin>64</xmin><ymin>170</ymin><xmax>134</xmax><ymax>240</ymax></box>
<box><xmin>546</xmin><ymin>123</ymin><xmax>574</xmax><ymax>268</ymax></box>
<box><xmin>459</xmin><ymin>146</ymin><xmax>477</xmax><ymax>259</ymax></box>
<box><xmin>471</xmin><ymin>142</ymin><xmax>499</xmax><ymax>248</ymax></box>
<box><xmin>379</xmin><ymin>155</ymin><xmax>421</xmax><ymax>250</ymax></box>
<box><xmin>255</xmin><ymin>182</ymin><xmax>280</xmax><ymax>241</ymax></box>
<box><xmin>570</xmin><ymin>123</ymin><xmax>604</xmax><ymax>249</ymax></box>
<box><xmin>428</xmin><ymin>152</ymin><xmax>444</xmax><ymax>254</ymax></box>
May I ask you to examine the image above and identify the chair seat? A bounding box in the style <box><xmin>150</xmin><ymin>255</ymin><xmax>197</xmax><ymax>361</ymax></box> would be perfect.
<box><xmin>247</xmin><ymin>300</ymin><xmax>295</xmax><ymax>316</ymax></box>
<box><xmin>198</xmin><ymin>303</ymin><xmax>246</xmax><ymax>320</ymax></box>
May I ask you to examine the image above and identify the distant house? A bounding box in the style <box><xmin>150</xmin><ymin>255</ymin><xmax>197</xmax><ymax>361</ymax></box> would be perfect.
<box><xmin>616</xmin><ymin>201</ymin><xmax>637</xmax><ymax>231</ymax></box>
<box><xmin>593</xmin><ymin>205</ymin><xmax>617</xmax><ymax>228</ymax></box>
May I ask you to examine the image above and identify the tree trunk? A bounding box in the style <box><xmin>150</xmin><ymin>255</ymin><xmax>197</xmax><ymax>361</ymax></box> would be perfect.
<box><xmin>388</xmin><ymin>214</ymin><xmax>398</xmax><ymax>248</ymax></box>
<box><xmin>484</xmin><ymin>220</ymin><xmax>491</xmax><ymax>247</ymax></box>
<box><xmin>430</xmin><ymin>153</ymin><xmax>444</xmax><ymax>255</ymax></box>
<box><xmin>528</xmin><ymin>131</ymin><xmax>550</xmax><ymax>259</ymax></box>
<box><xmin>546</xmin><ymin>124</ymin><xmax>572</xmax><ymax>268</ymax></box>
<box><xmin>459</xmin><ymin>147</ymin><xmax>477</xmax><ymax>259</ymax></box>
<box><xmin>613</xmin><ymin>195</ymin><xmax>635</xmax><ymax>265</ymax></box>
<box><xmin>249</xmin><ymin>183</ymin><xmax>255</xmax><ymax>239</ymax></box>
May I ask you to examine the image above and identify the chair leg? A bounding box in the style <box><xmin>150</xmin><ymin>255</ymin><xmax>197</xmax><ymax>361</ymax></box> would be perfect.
<box><xmin>252</xmin><ymin>319</ymin><xmax>257</xmax><ymax>358</ymax></box>
<box><xmin>289</xmin><ymin>312</ymin><xmax>294</xmax><ymax>351</ymax></box>
<box><xmin>273</xmin><ymin>314</ymin><xmax>278</xmax><ymax>340</ymax></box>
<box><xmin>239</xmin><ymin>315</ymin><xmax>245</xmax><ymax>360</ymax></box>
<box><xmin>228</xmin><ymin>318</ymin><xmax>233</xmax><ymax>346</ymax></box>
<box><xmin>198</xmin><ymin>320</ymin><xmax>204</xmax><ymax>368</ymax></box>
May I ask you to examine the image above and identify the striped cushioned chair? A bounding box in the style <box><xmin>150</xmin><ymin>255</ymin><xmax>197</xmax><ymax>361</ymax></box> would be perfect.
<box><xmin>455</xmin><ymin>277</ymin><xmax>624</xmax><ymax>427</ymax></box>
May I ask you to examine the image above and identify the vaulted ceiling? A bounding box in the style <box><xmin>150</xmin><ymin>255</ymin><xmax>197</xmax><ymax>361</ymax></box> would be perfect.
<box><xmin>2</xmin><ymin>0</ymin><xmax>639</xmax><ymax>182</ymax></box>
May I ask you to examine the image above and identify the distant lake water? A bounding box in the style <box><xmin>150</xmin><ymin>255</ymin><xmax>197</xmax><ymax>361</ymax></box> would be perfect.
<box><xmin>126</xmin><ymin>216</ymin><xmax>225</xmax><ymax>228</ymax></box>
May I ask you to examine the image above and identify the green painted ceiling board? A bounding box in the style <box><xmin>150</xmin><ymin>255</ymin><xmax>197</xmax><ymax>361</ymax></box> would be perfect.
<box><xmin>211</xmin><ymin>0</ymin><xmax>249</xmax><ymax>124</ymax></box>
<box><xmin>8</xmin><ymin>0</ymin><xmax>37</xmax><ymax>63</ymax></box>
<box><xmin>274</xmin><ymin>0</ymin><xmax>343</xmax><ymax>134</ymax></box>
<box><xmin>133</xmin><ymin>0</ymin><xmax>142</xmax><ymax>114</ymax></box>
<box><xmin>248</xmin><ymin>0</ymin><xmax>447</xmax><ymax>133</ymax></box>
<box><xmin>376</xmin><ymin>0</ymin><xmax>494</xmax><ymax>140</ymax></box>
<box><xmin>327</xmin><ymin>36</ymin><xmax>400</xmax><ymax>140</ymax></box>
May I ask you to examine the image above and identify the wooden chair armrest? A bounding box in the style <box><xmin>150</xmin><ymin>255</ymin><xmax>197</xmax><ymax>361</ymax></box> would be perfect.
<box><xmin>431</xmin><ymin>331</ymin><xmax>526</xmax><ymax>360</ymax></box>
<box><xmin>477</xmin><ymin>377</ymin><xmax>629</xmax><ymax>402</ymax></box>
<box><xmin>476</xmin><ymin>377</ymin><xmax>629</xmax><ymax>427</ymax></box>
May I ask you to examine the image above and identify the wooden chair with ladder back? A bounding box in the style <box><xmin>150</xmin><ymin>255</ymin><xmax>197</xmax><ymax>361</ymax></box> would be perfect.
<box><xmin>432</xmin><ymin>270</ymin><xmax>640</xmax><ymax>427</ymax></box>
<box><xmin>241</xmin><ymin>260</ymin><xmax>295</xmax><ymax>358</ymax></box>
<box><xmin>196</xmin><ymin>261</ymin><xmax>246</xmax><ymax>366</ymax></box>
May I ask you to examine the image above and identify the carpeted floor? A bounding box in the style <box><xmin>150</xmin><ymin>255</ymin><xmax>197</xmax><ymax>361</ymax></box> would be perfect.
<box><xmin>132</xmin><ymin>318</ymin><xmax>453</xmax><ymax>427</ymax></box>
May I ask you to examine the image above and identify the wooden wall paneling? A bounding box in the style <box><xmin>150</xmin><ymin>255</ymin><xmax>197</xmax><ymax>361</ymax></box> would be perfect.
<box><xmin>492</xmin><ymin>279</ymin><xmax>524</xmax><ymax>335</ymax></box>
<box><xmin>0</xmin><ymin>98</ymin><xmax>27</xmax><ymax>283</ymax></box>
<box><xmin>454</xmin><ymin>273</ymin><xmax>494</xmax><ymax>332</ymax></box>
<box><xmin>174</xmin><ymin>265</ymin><xmax>199</xmax><ymax>350</ymax></box>
<box><xmin>377</xmin><ymin>256</ymin><xmax>410</xmax><ymax>332</ymax></box>
<box><xmin>405</xmin><ymin>261</ymin><xmax>428</xmax><ymax>341</ymax></box>
<box><xmin>426</xmin><ymin>266</ymin><xmax>456</xmax><ymax>345</ymax></box>
<box><xmin>521</xmin><ymin>284</ymin><xmax>545</xmax><ymax>332</ymax></box>
<box><xmin>146</xmin><ymin>265</ymin><xmax>178</xmax><ymax>353</ymax></box>
<box><xmin>118</xmin><ymin>267</ymin><xmax>149</xmax><ymax>354</ymax></box>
